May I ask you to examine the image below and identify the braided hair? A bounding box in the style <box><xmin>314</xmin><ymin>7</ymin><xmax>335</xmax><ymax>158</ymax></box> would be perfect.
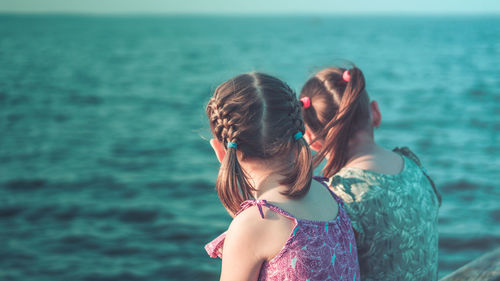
<box><xmin>206</xmin><ymin>72</ymin><xmax>312</xmax><ymax>215</ymax></box>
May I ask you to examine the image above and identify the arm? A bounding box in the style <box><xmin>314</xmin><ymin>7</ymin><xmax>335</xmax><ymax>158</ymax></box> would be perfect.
<box><xmin>219</xmin><ymin>208</ymin><xmax>266</xmax><ymax>281</ymax></box>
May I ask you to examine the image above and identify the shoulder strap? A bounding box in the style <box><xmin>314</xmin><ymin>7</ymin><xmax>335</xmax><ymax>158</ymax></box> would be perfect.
<box><xmin>393</xmin><ymin>146</ymin><xmax>442</xmax><ymax>206</ymax></box>
<box><xmin>236</xmin><ymin>199</ymin><xmax>296</xmax><ymax>221</ymax></box>
<box><xmin>236</xmin><ymin>200</ymin><xmax>267</xmax><ymax>218</ymax></box>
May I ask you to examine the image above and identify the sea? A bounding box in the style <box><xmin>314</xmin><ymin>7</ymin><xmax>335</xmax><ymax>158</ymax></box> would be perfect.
<box><xmin>0</xmin><ymin>14</ymin><xmax>499</xmax><ymax>281</ymax></box>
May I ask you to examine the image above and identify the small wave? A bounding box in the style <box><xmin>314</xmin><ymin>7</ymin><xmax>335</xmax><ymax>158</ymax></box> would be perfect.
<box><xmin>2</xmin><ymin>176</ymin><xmax>125</xmax><ymax>192</ymax></box>
<box><xmin>468</xmin><ymin>88</ymin><xmax>486</xmax><ymax>96</ymax></box>
<box><xmin>111</xmin><ymin>145</ymin><xmax>173</xmax><ymax>158</ymax></box>
<box><xmin>440</xmin><ymin>180</ymin><xmax>481</xmax><ymax>192</ymax></box>
<box><xmin>53</xmin><ymin>206</ymin><xmax>80</xmax><ymax>221</ymax></box>
<box><xmin>3</xmin><ymin>179</ymin><xmax>47</xmax><ymax>190</ymax></box>
<box><xmin>0</xmin><ymin>90</ymin><xmax>6</xmax><ymax>103</ymax></box>
<box><xmin>118</xmin><ymin>209</ymin><xmax>159</xmax><ymax>223</ymax></box>
<box><xmin>146</xmin><ymin>178</ymin><xmax>213</xmax><ymax>191</ymax></box>
<box><xmin>68</xmin><ymin>94</ymin><xmax>102</xmax><ymax>105</ymax></box>
<box><xmin>147</xmin><ymin>180</ymin><xmax>178</xmax><ymax>188</ymax></box>
<box><xmin>98</xmin><ymin>158</ymin><xmax>158</xmax><ymax>171</ymax></box>
<box><xmin>439</xmin><ymin>235</ymin><xmax>500</xmax><ymax>251</ymax></box>
<box><xmin>145</xmin><ymin>222</ymin><xmax>199</xmax><ymax>243</ymax></box>
<box><xmin>54</xmin><ymin>234</ymin><xmax>103</xmax><ymax>253</ymax></box>
<box><xmin>53</xmin><ymin>113</ymin><xmax>70</xmax><ymax>123</ymax></box>
<box><xmin>490</xmin><ymin>209</ymin><xmax>500</xmax><ymax>223</ymax></box>
<box><xmin>101</xmin><ymin>246</ymin><xmax>143</xmax><ymax>257</ymax></box>
<box><xmin>153</xmin><ymin>266</ymin><xmax>219</xmax><ymax>280</ymax></box>
<box><xmin>188</xmin><ymin>180</ymin><xmax>214</xmax><ymax>191</ymax></box>
<box><xmin>7</xmin><ymin>113</ymin><xmax>23</xmax><ymax>124</ymax></box>
<box><xmin>0</xmin><ymin>205</ymin><xmax>25</xmax><ymax>218</ymax></box>
<box><xmin>22</xmin><ymin>204</ymin><xmax>170</xmax><ymax>224</ymax></box>
<box><xmin>0</xmin><ymin>250</ymin><xmax>36</xmax><ymax>263</ymax></box>
<box><xmin>24</xmin><ymin>205</ymin><xmax>59</xmax><ymax>222</ymax></box>
<box><xmin>82</xmin><ymin>272</ymin><xmax>144</xmax><ymax>281</ymax></box>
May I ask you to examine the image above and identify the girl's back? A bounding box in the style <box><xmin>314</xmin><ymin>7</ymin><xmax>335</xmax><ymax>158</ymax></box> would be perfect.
<box><xmin>329</xmin><ymin>151</ymin><xmax>440</xmax><ymax>280</ymax></box>
<box><xmin>206</xmin><ymin>178</ymin><xmax>360</xmax><ymax>281</ymax></box>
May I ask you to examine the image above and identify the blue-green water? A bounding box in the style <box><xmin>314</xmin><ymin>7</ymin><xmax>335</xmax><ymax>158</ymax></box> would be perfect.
<box><xmin>0</xmin><ymin>14</ymin><xmax>499</xmax><ymax>280</ymax></box>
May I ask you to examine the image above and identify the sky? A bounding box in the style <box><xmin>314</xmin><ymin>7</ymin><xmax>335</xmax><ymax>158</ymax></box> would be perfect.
<box><xmin>0</xmin><ymin>0</ymin><xmax>499</xmax><ymax>14</ymax></box>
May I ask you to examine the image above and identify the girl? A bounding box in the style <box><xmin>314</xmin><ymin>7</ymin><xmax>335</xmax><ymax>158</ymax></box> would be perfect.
<box><xmin>204</xmin><ymin>73</ymin><xmax>360</xmax><ymax>281</ymax></box>
<box><xmin>299</xmin><ymin>65</ymin><xmax>442</xmax><ymax>280</ymax></box>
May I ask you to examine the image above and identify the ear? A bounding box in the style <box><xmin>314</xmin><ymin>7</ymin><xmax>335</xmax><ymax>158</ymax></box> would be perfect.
<box><xmin>370</xmin><ymin>100</ymin><xmax>381</xmax><ymax>129</ymax></box>
<box><xmin>304</xmin><ymin>129</ymin><xmax>323</xmax><ymax>152</ymax></box>
<box><xmin>210</xmin><ymin>138</ymin><xmax>226</xmax><ymax>163</ymax></box>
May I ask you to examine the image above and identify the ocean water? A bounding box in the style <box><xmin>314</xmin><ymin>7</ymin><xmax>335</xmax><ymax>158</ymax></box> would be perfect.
<box><xmin>0</xmin><ymin>14</ymin><xmax>499</xmax><ymax>280</ymax></box>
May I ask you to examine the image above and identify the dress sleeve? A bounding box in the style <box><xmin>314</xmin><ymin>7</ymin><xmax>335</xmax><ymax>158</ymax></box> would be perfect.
<box><xmin>328</xmin><ymin>175</ymin><xmax>367</xmax><ymax>242</ymax></box>
<box><xmin>205</xmin><ymin>231</ymin><xmax>227</xmax><ymax>259</ymax></box>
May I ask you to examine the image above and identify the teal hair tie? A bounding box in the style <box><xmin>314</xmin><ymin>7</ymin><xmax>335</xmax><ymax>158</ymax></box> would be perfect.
<box><xmin>294</xmin><ymin>132</ymin><xmax>303</xmax><ymax>140</ymax></box>
<box><xmin>227</xmin><ymin>142</ymin><xmax>237</xmax><ymax>149</ymax></box>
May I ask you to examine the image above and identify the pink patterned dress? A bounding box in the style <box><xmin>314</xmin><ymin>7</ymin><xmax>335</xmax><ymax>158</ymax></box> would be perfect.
<box><xmin>205</xmin><ymin>178</ymin><xmax>360</xmax><ymax>281</ymax></box>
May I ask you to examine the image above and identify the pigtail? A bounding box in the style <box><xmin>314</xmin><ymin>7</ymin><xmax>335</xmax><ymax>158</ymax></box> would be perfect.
<box><xmin>207</xmin><ymin>86</ymin><xmax>255</xmax><ymax>216</ymax></box>
<box><xmin>281</xmin><ymin>137</ymin><xmax>313</xmax><ymax>198</ymax></box>
<box><xmin>314</xmin><ymin>67</ymin><xmax>367</xmax><ymax>177</ymax></box>
<box><xmin>280</xmin><ymin>97</ymin><xmax>313</xmax><ymax>198</ymax></box>
<box><xmin>216</xmin><ymin>144</ymin><xmax>254</xmax><ymax>216</ymax></box>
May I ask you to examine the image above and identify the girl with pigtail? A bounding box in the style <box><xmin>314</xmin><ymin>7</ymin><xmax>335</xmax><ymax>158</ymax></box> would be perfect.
<box><xmin>205</xmin><ymin>72</ymin><xmax>360</xmax><ymax>281</ymax></box>
<box><xmin>299</xmin><ymin>65</ymin><xmax>441</xmax><ymax>281</ymax></box>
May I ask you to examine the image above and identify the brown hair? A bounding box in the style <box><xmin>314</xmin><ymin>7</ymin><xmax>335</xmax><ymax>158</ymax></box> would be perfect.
<box><xmin>299</xmin><ymin>66</ymin><xmax>371</xmax><ymax>178</ymax></box>
<box><xmin>206</xmin><ymin>72</ymin><xmax>312</xmax><ymax>215</ymax></box>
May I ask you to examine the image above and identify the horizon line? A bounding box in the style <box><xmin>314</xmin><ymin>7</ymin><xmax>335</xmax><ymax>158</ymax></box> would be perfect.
<box><xmin>1</xmin><ymin>10</ymin><xmax>500</xmax><ymax>16</ymax></box>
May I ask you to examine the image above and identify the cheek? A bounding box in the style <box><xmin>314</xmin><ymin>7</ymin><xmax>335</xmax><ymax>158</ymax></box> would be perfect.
<box><xmin>311</xmin><ymin>140</ymin><xmax>323</xmax><ymax>152</ymax></box>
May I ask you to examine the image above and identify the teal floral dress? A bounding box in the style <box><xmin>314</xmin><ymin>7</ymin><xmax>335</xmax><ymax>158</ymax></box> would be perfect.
<box><xmin>328</xmin><ymin>147</ymin><xmax>441</xmax><ymax>281</ymax></box>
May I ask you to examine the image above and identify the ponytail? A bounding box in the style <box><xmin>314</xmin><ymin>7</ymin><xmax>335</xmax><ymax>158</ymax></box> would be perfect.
<box><xmin>216</xmin><ymin>144</ymin><xmax>254</xmax><ymax>216</ymax></box>
<box><xmin>313</xmin><ymin>67</ymin><xmax>369</xmax><ymax>178</ymax></box>
<box><xmin>280</xmin><ymin>137</ymin><xmax>313</xmax><ymax>198</ymax></box>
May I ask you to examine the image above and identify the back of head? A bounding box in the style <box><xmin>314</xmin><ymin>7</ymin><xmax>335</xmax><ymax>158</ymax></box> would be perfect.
<box><xmin>300</xmin><ymin>66</ymin><xmax>371</xmax><ymax>177</ymax></box>
<box><xmin>206</xmin><ymin>72</ymin><xmax>312</xmax><ymax>215</ymax></box>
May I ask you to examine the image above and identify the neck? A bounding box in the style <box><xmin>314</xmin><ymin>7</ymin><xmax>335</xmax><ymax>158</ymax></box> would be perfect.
<box><xmin>239</xmin><ymin>158</ymin><xmax>288</xmax><ymax>200</ymax></box>
<box><xmin>324</xmin><ymin>129</ymin><xmax>377</xmax><ymax>163</ymax></box>
<box><xmin>346</xmin><ymin>130</ymin><xmax>377</xmax><ymax>161</ymax></box>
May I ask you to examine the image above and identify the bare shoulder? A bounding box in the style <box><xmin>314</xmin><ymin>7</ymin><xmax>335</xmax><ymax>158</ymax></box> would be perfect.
<box><xmin>347</xmin><ymin>146</ymin><xmax>404</xmax><ymax>175</ymax></box>
<box><xmin>220</xmin><ymin>206</ymin><xmax>273</xmax><ymax>281</ymax></box>
<box><xmin>225</xmin><ymin>205</ymin><xmax>275</xmax><ymax>250</ymax></box>
<box><xmin>225</xmin><ymin>204</ymin><xmax>294</xmax><ymax>261</ymax></box>
<box><xmin>228</xmin><ymin>205</ymin><xmax>268</xmax><ymax>236</ymax></box>
<box><xmin>302</xmin><ymin>180</ymin><xmax>339</xmax><ymax>221</ymax></box>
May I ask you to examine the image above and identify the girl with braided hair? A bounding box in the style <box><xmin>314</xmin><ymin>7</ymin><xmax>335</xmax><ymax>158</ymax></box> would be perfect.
<box><xmin>299</xmin><ymin>65</ymin><xmax>441</xmax><ymax>280</ymax></box>
<box><xmin>204</xmin><ymin>72</ymin><xmax>360</xmax><ymax>281</ymax></box>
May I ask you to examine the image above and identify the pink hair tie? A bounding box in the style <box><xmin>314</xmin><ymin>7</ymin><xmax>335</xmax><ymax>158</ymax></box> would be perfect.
<box><xmin>342</xmin><ymin>70</ymin><xmax>351</xmax><ymax>82</ymax></box>
<box><xmin>300</xmin><ymin>97</ymin><xmax>311</xmax><ymax>109</ymax></box>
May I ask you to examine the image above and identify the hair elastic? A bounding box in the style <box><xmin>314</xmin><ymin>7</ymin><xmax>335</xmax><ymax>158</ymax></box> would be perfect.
<box><xmin>294</xmin><ymin>132</ymin><xmax>303</xmax><ymax>140</ymax></box>
<box><xmin>300</xmin><ymin>97</ymin><xmax>311</xmax><ymax>109</ymax></box>
<box><xmin>342</xmin><ymin>70</ymin><xmax>351</xmax><ymax>82</ymax></box>
<box><xmin>227</xmin><ymin>142</ymin><xmax>237</xmax><ymax>149</ymax></box>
